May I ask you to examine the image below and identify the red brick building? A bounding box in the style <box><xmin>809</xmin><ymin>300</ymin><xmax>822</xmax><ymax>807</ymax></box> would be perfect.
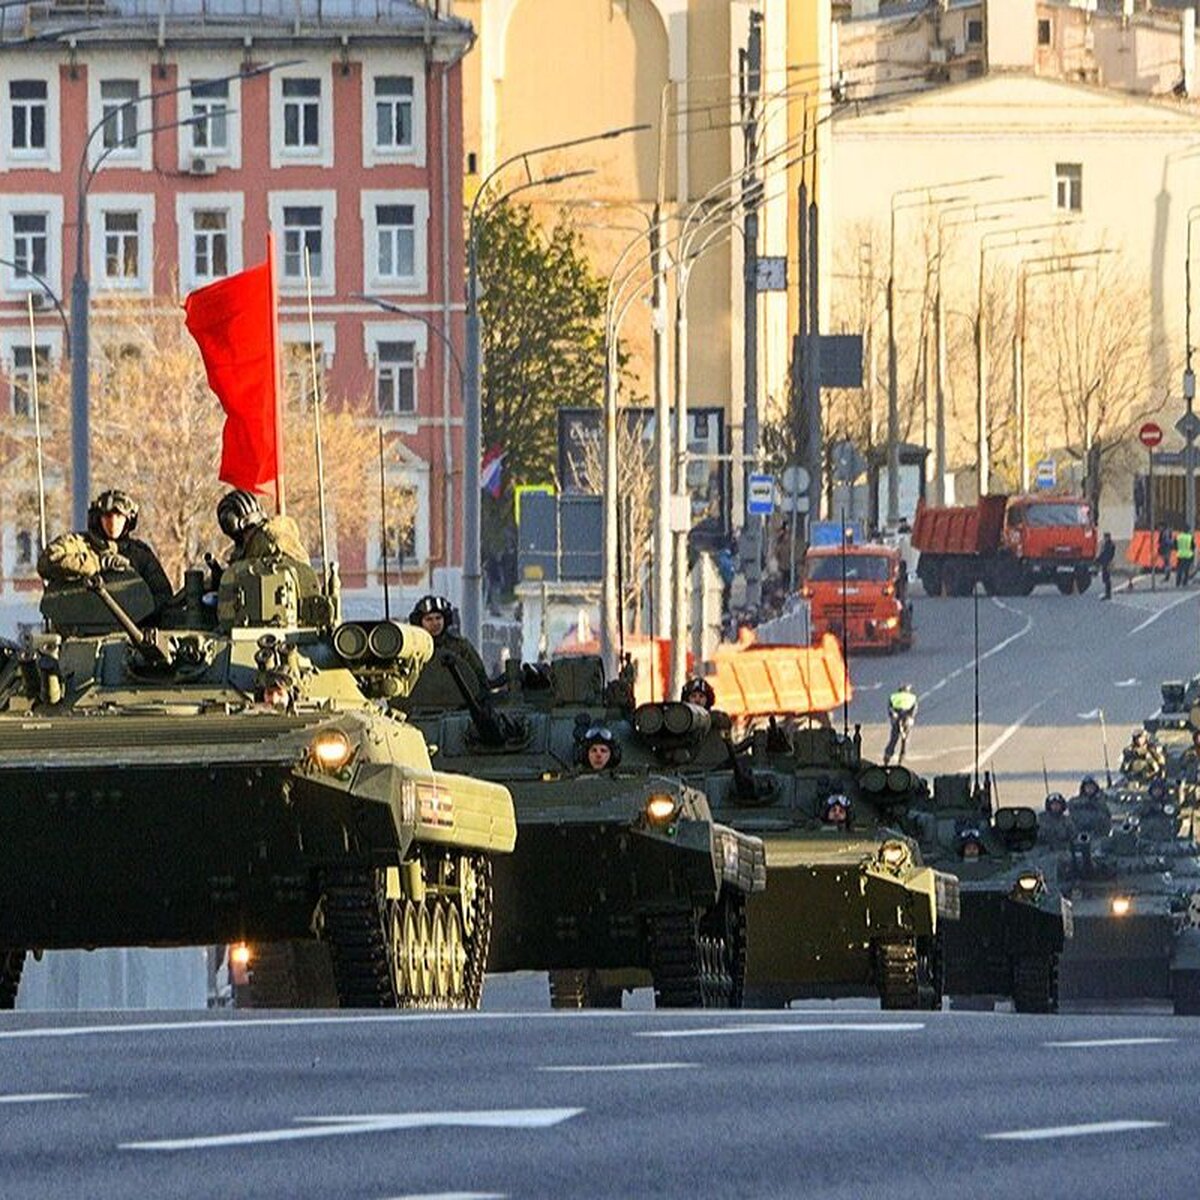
<box><xmin>0</xmin><ymin>0</ymin><xmax>469</xmax><ymax>603</ymax></box>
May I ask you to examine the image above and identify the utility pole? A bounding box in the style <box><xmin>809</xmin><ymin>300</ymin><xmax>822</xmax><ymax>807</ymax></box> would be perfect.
<box><xmin>806</xmin><ymin>197</ymin><xmax>822</xmax><ymax>530</ymax></box>
<box><xmin>651</xmin><ymin>205</ymin><xmax>672</xmax><ymax>641</ymax></box>
<box><xmin>1185</xmin><ymin>206</ymin><xmax>1200</xmax><ymax>533</ymax></box>
<box><xmin>739</xmin><ymin>10</ymin><xmax>764</xmax><ymax>605</ymax></box>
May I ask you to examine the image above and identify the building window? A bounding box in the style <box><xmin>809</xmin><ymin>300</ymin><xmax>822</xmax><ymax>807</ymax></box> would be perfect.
<box><xmin>14</xmin><ymin>529</ymin><xmax>35</xmax><ymax>567</ymax></box>
<box><xmin>380</xmin><ymin>487</ymin><xmax>418</xmax><ymax>564</ymax></box>
<box><xmin>10</xmin><ymin>80</ymin><xmax>47</xmax><ymax>152</ymax></box>
<box><xmin>12</xmin><ymin>213</ymin><xmax>47</xmax><ymax>280</ymax></box>
<box><xmin>103</xmin><ymin>211</ymin><xmax>140</xmax><ymax>280</ymax></box>
<box><xmin>191</xmin><ymin>209</ymin><xmax>228</xmax><ymax>281</ymax></box>
<box><xmin>10</xmin><ymin>344</ymin><xmax>50</xmax><ymax>418</ymax></box>
<box><xmin>190</xmin><ymin>79</ymin><xmax>229</xmax><ymax>152</ymax></box>
<box><xmin>966</xmin><ymin>19</ymin><xmax>983</xmax><ymax>45</ymax></box>
<box><xmin>282</xmin><ymin>206</ymin><xmax>323</xmax><ymax>279</ymax></box>
<box><xmin>100</xmin><ymin>79</ymin><xmax>139</xmax><ymax>151</ymax></box>
<box><xmin>374</xmin><ymin>76</ymin><xmax>413</xmax><ymax>150</ymax></box>
<box><xmin>1038</xmin><ymin>18</ymin><xmax>1052</xmax><ymax>46</ymax></box>
<box><xmin>282</xmin><ymin>78</ymin><xmax>321</xmax><ymax>149</ymax></box>
<box><xmin>376</xmin><ymin>204</ymin><xmax>415</xmax><ymax>280</ymax></box>
<box><xmin>375</xmin><ymin>341</ymin><xmax>416</xmax><ymax>415</ymax></box>
<box><xmin>1056</xmin><ymin>162</ymin><xmax>1082</xmax><ymax>212</ymax></box>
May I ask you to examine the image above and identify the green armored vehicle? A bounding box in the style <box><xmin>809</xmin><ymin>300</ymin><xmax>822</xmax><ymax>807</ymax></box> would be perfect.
<box><xmin>655</xmin><ymin>713</ymin><xmax>959</xmax><ymax>1009</ymax></box>
<box><xmin>901</xmin><ymin>774</ymin><xmax>1071</xmax><ymax>1012</ymax></box>
<box><xmin>403</xmin><ymin>656</ymin><xmax>766</xmax><ymax>1008</ymax></box>
<box><xmin>1056</xmin><ymin>799</ymin><xmax>1200</xmax><ymax>1014</ymax></box>
<box><xmin>0</xmin><ymin>561</ymin><xmax>515</xmax><ymax>1011</ymax></box>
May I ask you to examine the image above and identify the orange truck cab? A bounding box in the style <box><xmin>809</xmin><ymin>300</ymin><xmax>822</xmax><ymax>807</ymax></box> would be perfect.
<box><xmin>800</xmin><ymin>543</ymin><xmax>913</xmax><ymax>653</ymax></box>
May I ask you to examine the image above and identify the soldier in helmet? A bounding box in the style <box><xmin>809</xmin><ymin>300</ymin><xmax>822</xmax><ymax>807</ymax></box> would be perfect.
<box><xmin>681</xmin><ymin>677</ymin><xmax>716</xmax><ymax>710</ymax></box>
<box><xmin>408</xmin><ymin>594</ymin><xmax>489</xmax><ymax>693</ymax></box>
<box><xmin>38</xmin><ymin>488</ymin><xmax>173</xmax><ymax>616</ymax></box>
<box><xmin>217</xmin><ymin>489</ymin><xmax>311</xmax><ymax>566</ymax></box>
<box><xmin>579</xmin><ymin>725</ymin><xmax>621</xmax><ymax>773</ymax></box>
<box><xmin>1120</xmin><ymin>728</ymin><xmax>1166</xmax><ymax>780</ymax></box>
<box><xmin>1040</xmin><ymin>792</ymin><xmax>1075</xmax><ymax>848</ymax></box>
<box><xmin>1071</xmin><ymin>775</ymin><xmax>1113</xmax><ymax>836</ymax></box>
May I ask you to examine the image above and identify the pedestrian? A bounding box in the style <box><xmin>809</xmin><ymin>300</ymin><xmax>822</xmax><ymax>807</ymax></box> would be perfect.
<box><xmin>1158</xmin><ymin>525</ymin><xmax>1174</xmax><ymax>581</ymax></box>
<box><xmin>1096</xmin><ymin>531</ymin><xmax>1115</xmax><ymax>600</ymax></box>
<box><xmin>883</xmin><ymin>682</ymin><xmax>918</xmax><ymax>765</ymax></box>
<box><xmin>1177</xmin><ymin>527</ymin><xmax>1195</xmax><ymax>587</ymax></box>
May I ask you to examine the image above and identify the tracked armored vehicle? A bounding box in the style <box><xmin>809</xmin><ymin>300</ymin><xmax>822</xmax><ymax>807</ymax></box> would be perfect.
<box><xmin>655</xmin><ymin>713</ymin><xmax>959</xmax><ymax>1009</ymax></box>
<box><xmin>0</xmin><ymin>561</ymin><xmax>515</xmax><ymax>1011</ymax></box>
<box><xmin>402</xmin><ymin>655</ymin><xmax>766</xmax><ymax>1008</ymax></box>
<box><xmin>902</xmin><ymin>775</ymin><xmax>1071</xmax><ymax>1012</ymax></box>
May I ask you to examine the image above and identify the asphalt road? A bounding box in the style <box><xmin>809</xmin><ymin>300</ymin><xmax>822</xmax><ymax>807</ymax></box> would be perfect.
<box><xmin>0</xmin><ymin>1005</ymin><xmax>1196</xmax><ymax>1199</ymax></box>
<box><xmin>844</xmin><ymin>578</ymin><xmax>1200</xmax><ymax>806</ymax></box>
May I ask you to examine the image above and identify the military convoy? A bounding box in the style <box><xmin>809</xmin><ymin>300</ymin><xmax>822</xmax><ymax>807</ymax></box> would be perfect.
<box><xmin>0</xmin><ymin>562</ymin><xmax>516</xmax><ymax>1011</ymax></box>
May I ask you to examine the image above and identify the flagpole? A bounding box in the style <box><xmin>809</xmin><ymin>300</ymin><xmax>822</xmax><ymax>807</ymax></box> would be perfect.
<box><xmin>303</xmin><ymin>245</ymin><xmax>330</xmax><ymax>573</ymax></box>
<box><xmin>26</xmin><ymin>294</ymin><xmax>47</xmax><ymax>552</ymax></box>
<box><xmin>266</xmin><ymin>232</ymin><xmax>286</xmax><ymax>515</ymax></box>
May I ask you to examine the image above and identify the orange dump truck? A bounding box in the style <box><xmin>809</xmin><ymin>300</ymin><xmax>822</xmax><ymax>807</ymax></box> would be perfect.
<box><xmin>800</xmin><ymin>543</ymin><xmax>913</xmax><ymax>653</ymax></box>
<box><xmin>912</xmin><ymin>494</ymin><xmax>1096</xmax><ymax>597</ymax></box>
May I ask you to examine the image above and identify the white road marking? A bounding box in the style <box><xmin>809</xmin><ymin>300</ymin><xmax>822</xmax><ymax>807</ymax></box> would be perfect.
<box><xmin>959</xmin><ymin>698</ymin><xmax>1049</xmax><ymax>774</ymax></box>
<box><xmin>1044</xmin><ymin>1038</ymin><xmax>1177</xmax><ymax>1049</ymax></box>
<box><xmin>1077</xmin><ymin>709</ymin><xmax>1101</xmax><ymax>719</ymax></box>
<box><xmin>984</xmin><ymin>1119</ymin><xmax>1167</xmax><ymax>1142</ymax></box>
<box><xmin>918</xmin><ymin>601</ymin><xmax>1033</xmax><ymax>704</ymax></box>
<box><xmin>636</xmin><ymin>1022</ymin><xmax>923</xmax><ymax>1039</ymax></box>
<box><xmin>537</xmin><ymin>1062</ymin><xmax>697</xmax><ymax>1073</ymax></box>
<box><xmin>1128</xmin><ymin>591</ymin><xmax>1200</xmax><ymax>635</ymax></box>
<box><xmin>383</xmin><ymin>1194</ymin><xmax>506</xmax><ymax>1200</ymax></box>
<box><xmin>122</xmin><ymin>1109</ymin><xmax>584</xmax><ymax>1152</ymax></box>
<box><xmin>1113</xmin><ymin>678</ymin><xmax>1140</xmax><ymax>688</ymax></box>
<box><xmin>0</xmin><ymin>1092</ymin><xmax>84</xmax><ymax>1104</ymax></box>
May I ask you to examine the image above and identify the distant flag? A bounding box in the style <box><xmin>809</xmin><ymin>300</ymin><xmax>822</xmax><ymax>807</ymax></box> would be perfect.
<box><xmin>183</xmin><ymin>235</ymin><xmax>285</xmax><ymax>509</ymax></box>
<box><xmin>481</xmin><ymin>446</ymin><xmax>505</xmax><ymax>499</ymax></box>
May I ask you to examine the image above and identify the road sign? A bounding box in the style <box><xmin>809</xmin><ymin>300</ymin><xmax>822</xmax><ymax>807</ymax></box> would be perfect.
<box><xmin>1035</xmin><ymin>459</ymin><xmax>1056</xmax><ymax>490</ymax></box>
<box><xmin>747</xmin><ymin>473</ymin><xmax>775</xmax><ymax>517</ymax></box>
<box><xmin>819</xmin><ymin>335</ymin><xmax>864</xmax><ymax>389</ymax></box>
<box><xmin>1140</xmin><ymin>421</ymin><xmax>1164</xmax><ymax>448</ymax></box>
<box><xmin>782</xmin><ymin>492</ymin><xmax>810</xmax><ymax>515</ymax></box>
<box><xmin>781</xmin><ymin>464</ymin><xmax>810</xmax><ymax>497</ymax></box>
<box><xmin>1175</xmin><ymin>411</ymin><xmax>1200</xmax><ymax>442</ymax></box>
<box><xmin>830</xmin><ymin>439</ymin><xmax>867</xmax><ymax>484</ymax></box>
<box><xmin>755</xmin><ymin>256</ymin><xmax>787</xmax><ymax>292</ymax></box>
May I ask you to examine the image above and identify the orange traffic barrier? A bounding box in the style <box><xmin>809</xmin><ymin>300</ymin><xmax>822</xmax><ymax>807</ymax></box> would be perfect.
<box><xmin>706</xmin><ymin>629</ymin><xmax>850</xmax><ymax>719</ymax></box>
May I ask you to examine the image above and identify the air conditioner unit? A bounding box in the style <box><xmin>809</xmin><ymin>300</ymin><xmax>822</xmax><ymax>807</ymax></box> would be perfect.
<box><xmin>188</xmin><ymin>157</ymin><xmax>217</xmax><ymax>176</ymax></box>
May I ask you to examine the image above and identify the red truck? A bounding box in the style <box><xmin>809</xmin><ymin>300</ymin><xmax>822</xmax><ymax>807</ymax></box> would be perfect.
<box><xmin>912</xmin><ymin>494</ymin><xmax>1097</xmax><ymax>597</ymax></box>
<box><xmin>799</xmin><ymin>543</ymin><xmax>914</xmax><ymax>652</ymax></box>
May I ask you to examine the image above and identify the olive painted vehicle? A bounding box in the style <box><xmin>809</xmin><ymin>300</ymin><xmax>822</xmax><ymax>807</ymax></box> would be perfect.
<box><xmin>658</xmin><ymin>715</ymin><xmax>959</xmax><ymax>1010</ymax></box>
<box><xmin>0</xmin><ymin>561</ymin><xmax>515</xmax><ymax>1011</ymax></box>
<box><xmin>402</xmin><ymin>656</ymin><xmax>766</xmax><ymax>1009</ymax></box>
<box><xmin>901</xmin><ymin>775</ymin><xmax>1072</xmax><ymax>1013</ymax></box>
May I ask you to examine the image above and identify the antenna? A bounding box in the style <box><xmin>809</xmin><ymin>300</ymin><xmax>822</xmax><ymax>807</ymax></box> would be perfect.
<box><xmin>972</xmin><ymin>582</ymin><xmax>980</xmax><ymax>794</ymax></box>
<box><xmin>26</xmin><ymin>294</ymin><xmax>47</xmax><ymax>554</ymax></box>
<box><xmin>378</xmin><ymin>428</ymin><xmax>391</xmax><ymax>621</ymax></box>
<box><xmin>840</xmin><ymin>508</ymin><xmax>850</xmax><ymax>739</ymax></box>
<box><xmin>302</xmin><ymin>245</ymin><xmax>330</xmax><ymax>582</ymax></box>
<box><xmin>1042</xmin><ymin>757</ymin><xmax>1050</xmax><ymax>800</ymax></box>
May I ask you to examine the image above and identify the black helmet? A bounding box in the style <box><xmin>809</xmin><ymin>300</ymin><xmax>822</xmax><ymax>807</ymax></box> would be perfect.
<box><xmin>88</xmin><ymin>488</ymin><xmax>138</xmax><ymax>536</ymax></box>
<box><xmin>957</xmin><ymin>826</ymin><xmax>986</xmax><ymax>857</ymax></box>
<box><xmin>217</xmin><ymin>489</ymin><xmax>267</xmax><ymax>540</ymax></box>
<box><xmin>580</xmin><ymin>724</ymin><xmax>621</xmax><ymax>768</ymax></box>
<box><xmin>1045</xmin><ymin>792</ymin><xmax>1068</xmax><ymax>816</ymax></box>
<box><xmin>409</xmin><ymin>594</ymin><xmax>455</xmax><ymax>626</ymax></box>
<box><xmin>681</xmin><ymin>677</ymin><xmax>715</xmax><ymax>709</ymax></box>
<box><xmin>1079</xmin><ymin>775</ymin><xmax>1100</xmax><ymax>798</ymax></box>
<box><xmin>821</xmin><ymin>792</ymin><xmax>851</xmax><ymax>823</ymax></box>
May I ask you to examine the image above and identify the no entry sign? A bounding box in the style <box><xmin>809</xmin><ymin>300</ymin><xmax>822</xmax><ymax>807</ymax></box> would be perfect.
<box><xmin>1139</xmin><ymin>422</ymin><xmax>1164</xmax><ymax>449</ymax></box>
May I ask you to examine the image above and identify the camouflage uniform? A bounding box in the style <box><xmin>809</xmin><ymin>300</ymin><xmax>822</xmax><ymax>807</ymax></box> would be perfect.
<box><xmin>229</xmin><ymin>514</ymin><xmax>311</xmax><ymax>567</ymax></box>
<box><xmin>38</xmin><ymin>529</ymin><xmax>173</xmax><ymax>612</ymax></box>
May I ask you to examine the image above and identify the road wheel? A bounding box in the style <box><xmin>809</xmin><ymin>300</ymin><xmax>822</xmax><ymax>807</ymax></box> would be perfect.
<box><xmin>1172</xmin><ymin>969</ymin><xmax>1200</xmax><ymax>1016</ymax></box>
<box><xmin>1012</xmin><ymin>954</ymin><xmax>1059</xmax><ymax>1014</ymax></box>
<box><xmin>431</xmin><ymin>903</ymin><xmax>452</xmax><ymax>1000</ymax></box>
<box><xmin>0</xmin><ymin>949</ymin><xmax>25</xmax><ymax>1010</ymax></box>
<box><xmin>548</xmin><ymin>970</ymin><xmax>624</xmax><ymax>1009</ymax></box>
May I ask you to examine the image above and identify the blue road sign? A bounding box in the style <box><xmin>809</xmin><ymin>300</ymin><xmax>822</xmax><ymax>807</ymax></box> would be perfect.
<box><xmin>747</xmin><ymin>473</ymin><xmax>775</xmax><ymax>517</ymax></box>
<box><xmin>1035</xmin><ymin>459</ymin><xmax>1056</xmax><ymax>490</ymax></box>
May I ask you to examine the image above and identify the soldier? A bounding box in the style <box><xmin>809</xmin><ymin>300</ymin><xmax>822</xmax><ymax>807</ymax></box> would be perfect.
<box><xmin>1071</xmin><ymin>775</ymin><xmax>1113</xmax><ymax>836</ymax></box>
<box><xmin>408</xmin><ymin>594</ymin><xmax>489</xmax><ymax>693</ymax></box>
<box><xmin>217</xmin><ymin>489</ymin><xmax>311</xmax><ymax>566</ymax></box>
<box><xmin>957</xmin><ymin>826</ymin><xmax>987</xmax><ymax>860</ymax></box>
<box><xmin>579</xmin><ymin>726</ymin><xmax>620</xmax><ymax>773</ymax></box>
<box><xmin>681</xmin><ymin>677</ymin><xmax>716</xmax><ymax>710</ymax></box>
<box><xmin>820</xmin><ymin>792</ymin><xmax>851</xmax><ymax>828</ymax></box>
<box><xmin>1120</xmin><ymin>728</ymin><xmax>1166</xmax><ymax>780</ymax></box>
<box><xmin>1040</xmin><ymin>792</ymin><xmax>1075</xmax><ymax>848</ymax></box>
<box><xmin>38</xmin><ymin>489</ymin><xmax>173</xmax><ymax>616</ymax></box>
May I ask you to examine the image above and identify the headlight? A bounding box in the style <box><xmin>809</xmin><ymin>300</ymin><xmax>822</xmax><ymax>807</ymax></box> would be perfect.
<box><xmin>879</xmin><ymin>839</ymin><xmax>911</xmax><ymax>869</ymax></box>
<box><xmin>230</xmin><ymin>942</ymin><xmax>251</xmax><ymax>968</ymax></box>
<box><xmin>1012</xmin><ymin>870</ymin><xmax>1045</xmax><ymax>899</ymax></box>
<box><xmin>644</xmin><ymin>793</ymin><xmax>680</xmax><ymax>826</ymax></box>
<box><xmin>310</xmin><ymin>729</ymin><xmax>353</xmax><ymax>773</ymax></box>
<box><xmin>1110</xmin><ymin>895</ymin><xmax>1132</xmax><ymax>917</ymax></box>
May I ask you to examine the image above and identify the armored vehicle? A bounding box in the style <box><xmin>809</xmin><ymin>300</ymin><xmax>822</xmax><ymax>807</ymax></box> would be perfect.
<box><xmin>403</xmin><ymin>655</ymin><xmax>766</xmax><ymax>1008</ymax></box>
<box><xmin>901</xmin><ymin>774</ymin><xmax>1071</xmax><ymax>1012</ymax></box>
<box><xmin>0</xmin><ymin>561</ymin><xmax>515</xmax><ymax>1011</ymax></box>
<box><xmin>654</xmin><ymin>713</ymin><xmax>959</xmax><ymax>1009</ymax></box>
<box><xmin>1056</xmin><ymin>799</ymin><xmax>1200</xmax><ymax>1014</ymax></box>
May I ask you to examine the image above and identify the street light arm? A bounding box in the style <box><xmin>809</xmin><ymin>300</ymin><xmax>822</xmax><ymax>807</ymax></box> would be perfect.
<box><xmin>352</xmin><ymin>294</ymin><xmax>466</xmax><ymax>387</ymax></box>
<box><xmin>0</xmin><ymin>256</ymin><xmax>70</xmax><ymax>352</ymax></box>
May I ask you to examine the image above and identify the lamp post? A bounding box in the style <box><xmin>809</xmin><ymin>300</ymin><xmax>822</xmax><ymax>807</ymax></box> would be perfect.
<box><xmin>462</xmin><ymin>124</ymin><xmax>648</xmax><ymax>650</ymax></box>
<box><xmin>0</xmin><ymin>257</ymin><xmax>69</xmax><ymax>351</ymax></box>
<box><xmin>68</xmin><ymin>62</ymin><xmax>282</xmax><ymax>530</ymax></box>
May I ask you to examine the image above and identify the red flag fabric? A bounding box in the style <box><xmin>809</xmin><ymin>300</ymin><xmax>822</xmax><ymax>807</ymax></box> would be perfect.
<box><xmin>184</xmin><ymin>258</ymin><xmax>279</xmax><ymax>492</ymax></box>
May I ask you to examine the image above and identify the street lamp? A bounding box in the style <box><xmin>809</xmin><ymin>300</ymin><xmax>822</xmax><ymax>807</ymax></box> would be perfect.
<box><xmin>1183</xmin><ymin>204</ymin><xmax>1200</xmax><ymax>531</ymax></box>
<box><xmin>461</xmin><ymin>123</ymin><xmax>649</xmax><ymax>649</ymax></box>
<box><xmin>0</xmin><ymin>257</ymin><xmax>69</xmax><ymax>351</ymax></box>
<box><xmin>68</xmin><ymin>61</ymin><xmax>284</xmax><ymax>529</ymax></box>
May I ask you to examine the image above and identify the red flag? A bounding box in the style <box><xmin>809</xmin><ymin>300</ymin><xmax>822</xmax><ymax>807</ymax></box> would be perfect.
<box><xmin>184</xmin><ymin>250</ymin><xmax>281</xmax><ymax>496</ymax></box>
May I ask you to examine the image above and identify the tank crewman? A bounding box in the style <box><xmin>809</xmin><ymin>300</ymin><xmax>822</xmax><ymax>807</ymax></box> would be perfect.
<box><xmin>681</xmin><ymin>677</ymin><xmax>716</xmax><ymax>710</ymax></box>
<box><xmin>957</xmin><ymin>827</ymin><xmax>987</xmax><ymax>860</ymax></box>
<box><xmin>1040</xmin><ymin>793</ymin><xmax>1075</xmax><ymax>847</ymax></box>
<box><xmin>883</xmin><ymin>683</ymin><xmax>918</xmax><ymax>765</ymax></box>
<box><xmin>579</xmin><ymin>725</ymin><xmax>621</xmax><ymax>773</ymax></box>
<box><xmin>820</xmin><ymin>792</ymin><xmax>851</xmax><ymax>828</ymax></box>
<box><xmin>408</xmin><ymin>594</ymin><xmax>489</xmax><ymax>694</ymax></box>
<box><xmin>38</xmin><ymin>489</ymin><xmax>173</xmax><ymax>614</ymax></box>
<box><xmin>218</xmin><ymin>489</ymin><xmax>311</xmax><ymax>566</ymax></box>
<box><xmin>1120</xmin><ymin>729</ymin><xmax>1166</xmax><ymax>780</ymax></box>
<box><xmin>1071</xmin><ymin>775</ymin><xmax>1113</xmax><ymax>836</ymax></box>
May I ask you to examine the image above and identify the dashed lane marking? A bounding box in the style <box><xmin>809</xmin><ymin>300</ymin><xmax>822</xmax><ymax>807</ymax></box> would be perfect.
<box><xmin>958</xmin><ymin>698</ymin><xmax>1050</xmax><ymax>775</ymax></box>
<box><xmin>635</xmin><ymin>1023</ymin><xmax>924</xmax><ymax>1039</ymax></box>
<box><xmin>0</xmin><ymin>1093</ymin><xmax>84</xmax><ymax>1104</ymax></box>
<box><xmin>984</xmin><ymin>1120</ymin><xmax>1167</xmax><ymax>1142</ymax></box>
<box><xmin>537</xmin><ymin>1063</ymin><xmax>697</xmax><ymax>1073</ymax></box>
<box><xmin>122</xmin><ymin>1109</ymin><xmax>584</xmax><ymax>1152</ymax></box>
<box><xmin>918</xmin><ymin>599</ymin><xmax>1033</xmax><ymax>704</ymax></box>
<box><xmin>1044</xmin><ymin>1038</ymin><xmax>1178</xmax><ymax>1048</ymax></box>
<box><xmin>383</xmin><ymin>1194</ymin><xmax>506</xmax><ymax>1200</ymax></box>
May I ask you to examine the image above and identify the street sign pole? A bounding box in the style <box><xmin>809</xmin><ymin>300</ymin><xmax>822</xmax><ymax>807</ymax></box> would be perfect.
<box><xmin>1150</xmin><ymin>443</ymin><xmax>1156</xmax><ymax>594</ymax></box>
<box><xmin>1185</xmin><ymin>367</ymin><xmax>1196</xmax><ymax>536</ymax></box>
<box><xmin>1141</xmin><ymin>421</ymin><xmax>1164</xmax><ymax>593</ymax></box>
